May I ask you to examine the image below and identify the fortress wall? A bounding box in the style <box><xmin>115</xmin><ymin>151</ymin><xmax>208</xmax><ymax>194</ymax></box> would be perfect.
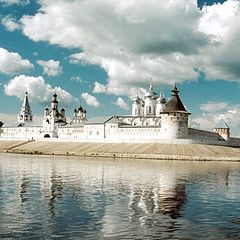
<box><xmin>1</xmin><ymin>126</ymin><xmax>43</xmax><ymax>140</ymax></box>
<box><xmin>188</xmin><ymin>128</ymin><xmax>223</xmax><ymax>140</ymax></box>
<box><xmin>187</xmin><ymin>128</ymin><xmax>231</xmax><ymax>146</ymax></box>
<box><xmin>228</xmin><ymin>137</ymin><xmax>240</xmax><ymax>147</ymax></box>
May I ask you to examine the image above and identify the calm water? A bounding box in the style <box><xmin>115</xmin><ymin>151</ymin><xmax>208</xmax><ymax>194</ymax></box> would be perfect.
<box><xmin>0</xmin><ymin>154</ymin><xmax>240</xmax><ymax>239</ymax></box>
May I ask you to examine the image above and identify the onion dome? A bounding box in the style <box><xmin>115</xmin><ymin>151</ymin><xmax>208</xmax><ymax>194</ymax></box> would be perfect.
<box><xmin>52</xmin><ymin>93</ymin><xmax>58</xmax><ymax>103</ymax></box>
<box><xmin>144</xmin><ymin>83</ymin><xmax>158</xmax><ymax>99</ymax></box>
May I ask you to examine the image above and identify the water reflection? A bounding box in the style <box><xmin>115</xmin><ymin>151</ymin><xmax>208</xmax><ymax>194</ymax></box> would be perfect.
<box><xmin>19</xmin><ymin>176</ymin><xmax>30</xmax><ymax>203</ymax></box>
<box><xmin>0</xmin><ymin>154</ymin><xmax>240</xmax><ymax>239</ymax></box>
<box><xmin>48</xmin><ymin>172</ymin><xmax>63</xmax><ymax>216</ymax></box>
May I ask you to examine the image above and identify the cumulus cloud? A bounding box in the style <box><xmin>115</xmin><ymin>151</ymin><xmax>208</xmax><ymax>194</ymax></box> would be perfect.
<box><xmin>191</xmin><ymin>101</ymin><xmax>240</xmax><ymax>136</ymax></box>
<box><xmin>0</xmin><ymin>48</ymin><xmax>34</xmax><ymax>75</ymax></box>
<box><xmin>19</xmin><ymin>0</ymin><xmax>205</xmax><ymax>93</ymax></box>
<box><xmin>4</xmin><ymin>75</ymin><xmax>76</xmax><ymax>106</ymax></box>
<box><xmin>0</xmin><ymin>0</ymin><xmax>29</xmax><ymax>6</ymax></box>
<box><xmin>17</xmin><ymin>0</ymin><xmax>240</xmax><ymax>96</ymax></box>
<box><xmin>37</xmin><ymin>59</ymin><xmax>62</xmax><ymax>77</ymax></box>
<box><xmin>81</xmin><ymin>93</ymin><xmax>100</xmax><ymax>107</ymax></box>
<box><xmin>200</xmin><ymin>101</ymin><xmax>228</xmax><ymax>112</ymax></box>
<box><xmin>115</xmin><ymin>97</ymin><xmax>129</xmax><ymax>110</ymax></box>
<box><xmin>1</xmin><ymin>15</ymin><xmax>20</xmax><ymax>32</ymax></box>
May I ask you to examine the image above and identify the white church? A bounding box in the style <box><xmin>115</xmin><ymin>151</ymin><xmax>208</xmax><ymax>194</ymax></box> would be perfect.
<box><xmin>1</xmin><ymin>84</ymin><xmax>240</xmax><ymax>147</ymax></box>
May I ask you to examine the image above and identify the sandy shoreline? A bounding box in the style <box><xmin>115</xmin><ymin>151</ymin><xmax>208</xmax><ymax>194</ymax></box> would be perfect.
<box><xmin>0</xmin><ymin>139</ymin><xmax>240</xmax><ymax>162</ymax></box>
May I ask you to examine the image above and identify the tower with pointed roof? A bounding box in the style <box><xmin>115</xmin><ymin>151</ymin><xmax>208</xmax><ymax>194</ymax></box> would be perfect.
<box><xmin>160</xmin><ymin>84</ymin><xmax>190</xmax><ymax>139</ymax></box>
<box><xmin>214</xmin><ymin>120</ymin><xmax>230</xmax><ymax>141</ymax></box>
<box><xmin>17</xmin><ymin>92</ymin><xmax>33</xmax><ymax>125</ymax></box>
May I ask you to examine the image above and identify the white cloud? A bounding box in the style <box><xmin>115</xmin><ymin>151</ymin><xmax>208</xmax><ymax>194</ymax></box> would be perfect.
<box><xmin>70</xmin><ymin>76</ymin><xmax>87</xmax><ymax>84</ymax></box>
<box><xmin>18</xmin><ymin>0</ymin><xmax>240</xmax><ymax>96</ymax></box>
<box><xmin>1</xmin><ymin>15</ymin><xmax>20</xmax><ymax>32</ymax></box>
<box><xmin>4</xmin><ymin>75</ymin><xmax>76</xmax><ymax>106</ymax></box>
<box><xmin>93</xmin><ymin>82</ymin><xmax>107</xmax><ymax>93</ymax></box>
<box><xmin>115</xmin><ymin>97</ymin><xmax>129</xmax><ymax>110</ymax></box>
<box><xmin>0</xmin><ymin>48</ymin><xmax>34</xmax><ymax>75</ymax></box>
<box><xmin>0</xmin><ymin>0</ymin><xmax>29</xmax><ymax>6</ymax></box>
<box><xmin>93</xmin><ymin>81</ymin><xmax>135</xmax><ymax>97</ymax></box>
<box><xmin>37</xmin><ymin>59</ymin><xmax>62</xmax><ymax>77</ymax></box>
<box><xmin>191</xmin><ymin>101</ymin><xmax>240</xmax><ymax>136</ymax></box>
<box><xmin>19</xmin><ymin>0</ymin><xmax>204</xmax><ymax>94</ymax></box>
<box><xmin>81</xmin><ymin>92</ymin><xmax>100</xmax><ymax>107</ymax></box>
<box><xmin>200</xmin><ymin>101</ymin><xmax>228</xmax><ymax>112</ymax></box>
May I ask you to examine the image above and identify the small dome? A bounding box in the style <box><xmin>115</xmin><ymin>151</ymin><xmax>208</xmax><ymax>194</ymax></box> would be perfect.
<box><xmin>132</xmin><ymin>95</ymin><xmax>140</xmax><ymax>102</ymax></box>
<box><xmin>160</xmin><ymin>98</ymin><xmax>167</xmax><ymax>104</ymax></box>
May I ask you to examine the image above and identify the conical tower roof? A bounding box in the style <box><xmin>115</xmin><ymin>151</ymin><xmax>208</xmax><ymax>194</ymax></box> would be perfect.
<box><xmin>21</xmin><ymin>92</ymin><xmax>32</xmax><ymax>116</ymax></box>
<box><xmin>164</xmin><ymin>84</ymin><xmax>189</xmax><ymax>113</ymax></box>
<box><xmin>18</xmin><ymin>92</ymin><xmax>33</xmax><ymax>123</ymax></box>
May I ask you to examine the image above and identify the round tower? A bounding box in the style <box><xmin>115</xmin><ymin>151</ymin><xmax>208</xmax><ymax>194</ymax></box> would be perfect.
<box><xmin>160</xmin><ymin>85</ymin><xmax>190</xmax><ymax>139</ymax></box>
<box><xmin>132</xmin><ymin>95</ymin><xmax>142</xmax><ymax>116</ymax></box>
<box><xmin>144</xmin><ymin>83</ymin><xmax>158</xmax><ymax>116</ymax></box>
<box><xmin>156</xmin><ymin>92</ymin><xmax>167</xmax><ymax>117</ymax></box>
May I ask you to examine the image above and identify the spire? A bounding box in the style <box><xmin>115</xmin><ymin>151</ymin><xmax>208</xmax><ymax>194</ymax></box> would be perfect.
<box><xmin>149</xmin><ymin>78</ymin><xmax>153</xmax><ymax>91</ymax></box>
<box><xmin>171</xmin><ymin>83</ymin><xmax>179</xmax><ymax>96</ymax></box>
<box><xmin>18</xmin><ymin>92</ymin><xmax>33</xmax><ymax>123</ymax></box>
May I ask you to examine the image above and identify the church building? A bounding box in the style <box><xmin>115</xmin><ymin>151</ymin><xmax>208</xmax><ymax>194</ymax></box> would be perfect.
<box><xmin>0</xmin><ymin>84</ymin><xmax>240</xmax><ymax>147</ymax></box>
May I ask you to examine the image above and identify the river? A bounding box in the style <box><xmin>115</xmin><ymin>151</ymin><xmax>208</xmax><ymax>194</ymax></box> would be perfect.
<box><xmin>0</xmin><ymin>153</ymin><xmax>240</xmax><ymax>239</ymax></box>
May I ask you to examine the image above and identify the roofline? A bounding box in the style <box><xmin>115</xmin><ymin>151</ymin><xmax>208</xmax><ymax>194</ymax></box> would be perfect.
<box><xmin>161</xmin><ymin>111</ymin><xmax>191</xmax><ymax>115</ymax></box>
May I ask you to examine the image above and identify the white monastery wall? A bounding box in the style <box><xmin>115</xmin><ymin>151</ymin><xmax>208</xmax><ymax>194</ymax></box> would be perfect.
<box><xmin>1</xmin><ymin>126</ymin><xmax>43</xmax><ymax>140</ymax></box>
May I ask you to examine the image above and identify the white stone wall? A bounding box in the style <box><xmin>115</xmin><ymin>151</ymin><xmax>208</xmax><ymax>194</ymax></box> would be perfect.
<box><xmin>1</xmin><ymin>126</ymin><xmax>43</xmax><ymax>140</ymax></box>
<box><xmin>58</xmin><ymin>124</ymin><xmax>105</xmax><ymax>140</ymax></box>
<box><xmin>160</xmin><ymin>113</ymin><xmax>188</xmax><ymax>139</ymax></box>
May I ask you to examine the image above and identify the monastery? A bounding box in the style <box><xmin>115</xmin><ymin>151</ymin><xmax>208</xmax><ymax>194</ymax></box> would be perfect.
<box><xmin>1</xmin><ymin>84</ymin><xmax>240</xmax><ymax>147</ymax></box>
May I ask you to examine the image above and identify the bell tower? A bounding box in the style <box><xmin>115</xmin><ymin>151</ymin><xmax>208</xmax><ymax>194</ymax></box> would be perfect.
<box><xmin>17</xmin><ymin>92</ymin><xmax>33</xmax><ymax>124</ymax></box>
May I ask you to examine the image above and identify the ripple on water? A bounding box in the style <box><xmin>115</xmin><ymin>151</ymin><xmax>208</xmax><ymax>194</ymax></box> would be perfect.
<box><xmin>0</xmin><ymin>154</ymin><xmax>240</xmax><ymax>239</ymax></box>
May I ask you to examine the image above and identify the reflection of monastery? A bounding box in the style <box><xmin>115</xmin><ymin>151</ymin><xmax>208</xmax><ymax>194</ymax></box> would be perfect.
<box><xmin>1</xmin><ymin>84</ymin><xmax>240</xmax><ymax>146</ymax></box>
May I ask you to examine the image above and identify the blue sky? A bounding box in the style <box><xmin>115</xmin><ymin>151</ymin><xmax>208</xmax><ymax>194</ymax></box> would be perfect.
<box><xmin>1</xmin><ymin>0</ymin><xmax>240</xmax><ymax>135</ymax></box>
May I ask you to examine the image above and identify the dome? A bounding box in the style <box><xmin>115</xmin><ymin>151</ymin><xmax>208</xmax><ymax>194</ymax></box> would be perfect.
<box><xmin>144</xmin><ymin>83</ymin><xmax>158</xmax><ymax>99</ymax></box>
